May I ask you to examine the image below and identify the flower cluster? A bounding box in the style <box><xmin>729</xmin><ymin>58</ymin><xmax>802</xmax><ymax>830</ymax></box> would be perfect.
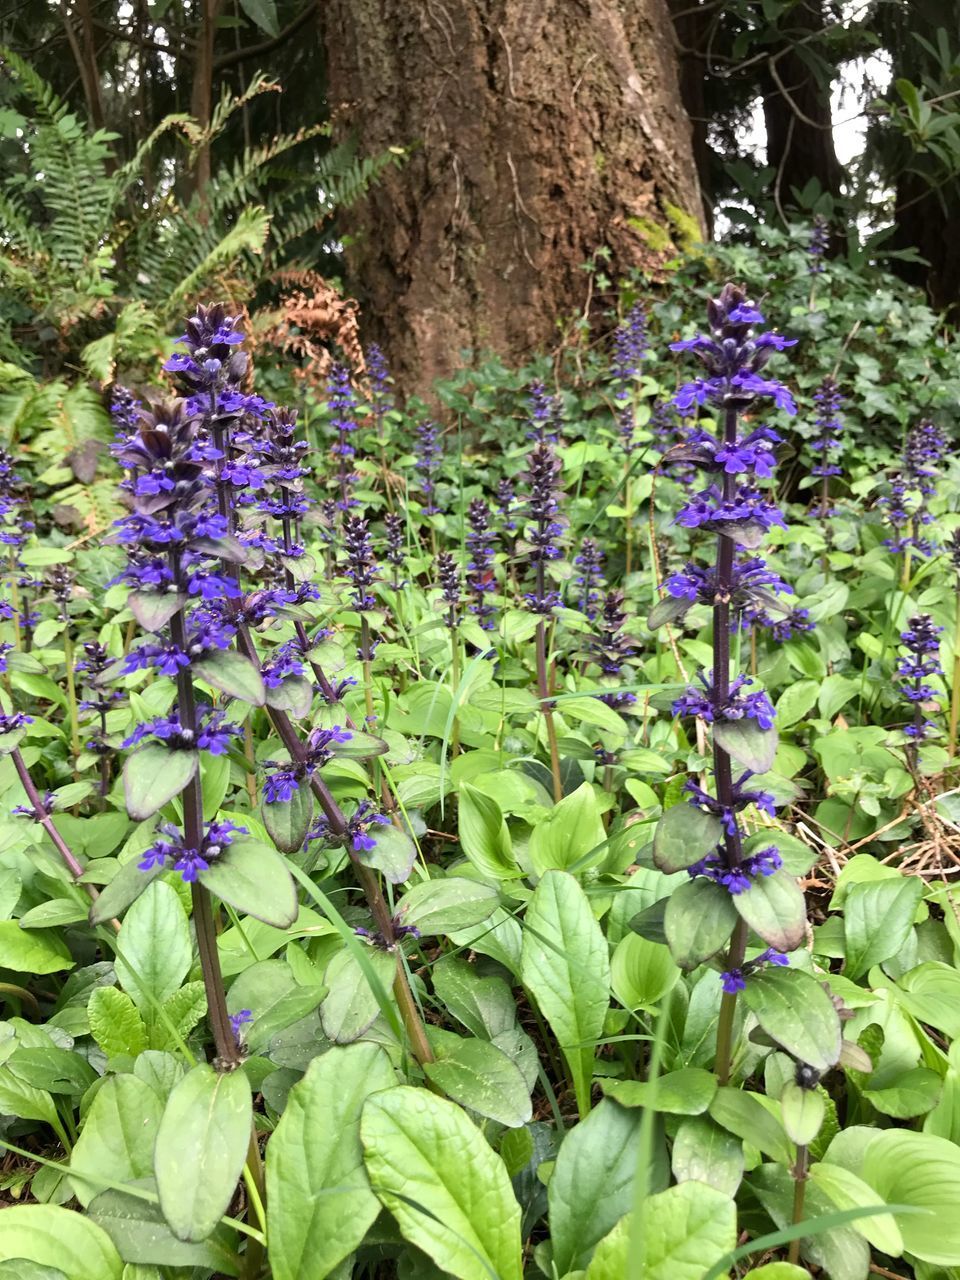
<box><xmin>414</xmin><ymin>421</ymin><xmax>442</xmax><ymax>514</ymax></box>
<box><xmin>328</xmin><ymin>363</ymin><xmax>360</xmax><ymax>512</ymax></box>
<box><xmin>573</xmin><ymin>539</ymin><xmax>605</xmax><ymax>620</ymax></box>
<box><xmin>610</xmin><ymin>304</ymin><xmax>648</xmax><ymax>454</ymax></box>
<box><xmin>721</xmin><ymin>948</ymin><xmax>789</xmax><ymax>995</ymax></box>
<box><xmin>384</xmin><ymin>512</ymin><xmax>406</xmax><ymax>589</ymax></box>
<box><xmin>139</xmin><ymin>818</ymin><xmax>247</xmax><ymax>883</ymax></box>
<box><xmin>123</xmin><ymin>707</ymin><xmax>241</xmax><ymax>755</ymax></box>
<box><xmin>262</xmin><ymin>725</ymin><xmax>352</xmax><ymax>803</ymax></box>
<box><xmin>897</xmin><ymin>614</ymin><xmax>943</xmax><ymax>743</ymax></box>
<box><xmin>588</xmin><ymin>590</ymin><xmax>637</xmax><ymax>709</ymax></box>
<box><xmin>341</xmin><ymin>515</ymin><xmax>379</xmax><ymax>612</ymax></box>
<box><xmin>688</xmin><ymin>844</ymin><xmax>783</xmax><ymax>894</ymax></box>
<box><xmin>527</xmin><ymin>381</ymin><xmax>561</xmax><ymax>444</ymax></box>
<box><xmin>465</xmin><ymin>499</ymin><xmax>497</xmax><ymax>629</ymax></box>
<box><xmin>436</xmin><ymin>551</ymin><xmax>461</xmax><ymax>627</ymax></box>
<box><xmin>367</xmin><ymin>344</ymin><xmax>394</xmax><ymax>434</ymax></box>
<box><xmin>307</xmin><ymin>798</ymin><xmax>389</xmax><ymax>855</ymax></box>
<box><xmin>807</xmin><ymin>215</ymin><xmax>829</xmax><ymax>275</ymax></box>
<box><xmin>880</xmin><ymin>419</ymin><xmax>947</xmax><ymax>556</ymax></box>
<box><xmin>684</xmin><ymin>773</ymin><xmax>778</xmax><ymax>836</ymax></box>
<box><xmin>810</xmin><ymin>377</ymin><xmax>844</xmax><ymax>481</ymax></box>
<box><xmin>670</xmin><ymin>286</ymin><xmax>797</xmax><ymax>416</ymax></box>
<box><xmin>674</xmin><ymin>673</ymin><xmax>775</xmax><ymax>730</ymax></box>
<box><xmin>521</xmin><ymin>442</ymin><xmax>565</xmax><ymax>614</ymax></box>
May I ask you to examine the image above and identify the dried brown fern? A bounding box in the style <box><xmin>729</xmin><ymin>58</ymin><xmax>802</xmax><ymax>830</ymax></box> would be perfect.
<box><xmin>258</xmin><ymin>270</ymin><xmax>365</xmax><ymax>388</ymax></box>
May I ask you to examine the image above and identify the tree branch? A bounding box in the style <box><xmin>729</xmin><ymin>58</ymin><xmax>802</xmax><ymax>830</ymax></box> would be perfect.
<box><xmin>212</xmin><ymin>0</ymin><xmax>318</xmax><ymax>73</ymax></box>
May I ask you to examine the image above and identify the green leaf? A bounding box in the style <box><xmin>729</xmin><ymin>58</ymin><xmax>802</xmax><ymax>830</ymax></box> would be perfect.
<box><xmin>860</xmin><ymin>1130</ymin><xmax>960</xmax><ymax>1263</ymax></box>
<box><xmin>818</xmin><ymin>674</ymin><xmax>858</xmax><ymax>721</ymax></box>
<box><xmin>586</xmin><ymin>1184</ymin><xmax>736</xmax><ymax>1280</ymax></box>
<box><xmin>320</xmin><ymin>946</ymin><xmax>396</xmax><ymax>1043</ymax></box>
<box><xmin>266</xmin><ymin>1044</ymin><xmax>397</xmax><ymax>1280</ymax></box>
<box><xmin>363</xmin><ymin>824</ymin><xmax>417</xmax><ymax>885</ymax></box>
<box><xmin>740</xmin><ymin>1267</ymin><xmax>811</xmax><ymax>1280</ymax></box>
<box><xmin>0</xmin><ymin>1067</ymin><xmax>59</xmax><ymax>1129</ymax></box>
<box><xmin>742</xmin><ymin>967</ymin><xmax>842</xmax><ymax>1073</ymax></box>
<box><xmin>154</xmin><ymin>1065</ymin><xmax>252</xmax><ymax>1242</ymax></box>
<box><xmin>262</xmin><ymin>778</ymin><xmax>313</xmax><ymax>854</ymax></box>
<box><xmin>431</xmin><ymin>956</ymin><xmax>516</xmax><ymax>1039</ymax></box>
<box><xmin>128</xmin><ymin>591</ymin><xmax>187</xmax><ymax>633</ymax></box>
<box><xmin>775</xmin><ymin>680</ymin><xmax>820</xmax><ymax>729</ymax></box>
<box><xmin>114</xmin><ymin>881</ymin><xmax>192</xmax><ymax>1012</ymax></box>
<box><xmin>664</xmin><ymin>877</ymin><xmax>738</xmax><ymax>969</ymax></box>
<box><xmin>732</xmin><ymin>870</ymin><xmax>807</xmax><ymax>952</ymax></box>
<box><xmin>780</xmin><ymin>1083</ymin><xmax>825</xmax><ymax>1146</ymax></box>
<box><xmin>69</xmin><ymin>1076</ymin><xmax>163</xmax><ymax>1207</ymax></box>
<box><xmin>123</xmin><ymin>746</ymin><xmax>199</xmax><ymax>821</ymax></box>
<box><xmin>653</xmin><ymin>804</ymin><xmax>724</xmax><ymax>873</ymax></box>
<box><xmin>360</xmin><ymin>1086</ymin><xmax>523</xmax><ymax>1280</ymax></box>
<box><xmin>713</xmin><ymin>719</ymin><xmax>778</xmax><ymax>773</ymax></box>
<box><xmin>548</xmin><ymin>1098</ymin><xmax>642</xmax><ymax>1275</ymax></box>
<box><xmin>227</xmin><ymin>958</ymin><xmax>326</xmax><ymax>1052</ymax></box>
<box><xmin>88</xmin><ymin>986</ymin><xmax>148</xmax><ymax>1058</ymax></box>
<box><xmin>7</xmin><ymin>1047</ymin><xmax>96</xmax><ymax>1095</ymax></box>
<box><xmin>89</xmin><ymin>855</ymin><xmax>165</xmax><ymax>926</ymax></box>
<box><xmin>0</xmin><ymin>921</ymin><xmax>72</xmax><ymax>973</ymax></box>
<box><xmin>843</xmin><ymin>877</ymin><xmax>923</xmax><ymax>981</ymax></box>
<box><xmin>749</xmin><ymin>1163</ymin><xmax>870</xmax><ymax>1280</ymax></box>
<box><xmin>808</xmin><ymin>1163</ymin><xmax>903</xmax><ymax>1256</ymax></box>
<box><xmin>528</xmin><ymin>783</ymin><xmax>606</xmax><ymax>875</ymax></box>
<box><xmin>396</xmin><ymin>877</ymin><xmax>499</xmax><ymax>936</ymax></box>
<box><xmin>708</xmin><ymin>1088</ymin><xmax>794</xmax><ymax>1164</ymax></box>
<box><xmin>87</xmin><ymin>1187</ymin><xmax>241</xmax><ymax>1274</ymax></box>
<box><xmin>198</xmin><ymin>837</ymin><xmax>297</xmax><ymax>928</ymax></box>
<box><xmin>458</xmin><ymin>784</ymin><xmax>518</xmax><ymax>879</ymax></box>
<box><xmin>265</xmin><ymin>674</ymin><xmax>314</xmax><ymax>717</ymax></box>
<box><xmin>423</xmin><ymin>1031</ymin><xmax>532</xmax><ymax>1128</ymax></box>
<box><xmin>238</xmin><ymin>0</ymin><xmax>279</xmax><ymax>36</ymax></box>
<box><xmin>611</xmin><ymin>932</ymin><xmax>680</xmax><ymax>1009</ymax></box>
<box><xmin>671</xmin><ymin>1115</ymin><xmax>744</xmax><ymax>1197</ymax></box>
<box><xmin>602</xmin><ymin>1068</ymin><xmax>717</xmax><ymax>1115</ymax></box>
<box><xmin>192</xmin><ymin>650</ymin><xmax>265</xmax><ymax>706</ymax></box>
<box><xmin>520</xmin><ymin>870</ymin><xmax>610</xmax><ymax>1118</ymax></box>
<box><xmin>331</xmin><ymin>730</ymin><xmax>390</xmax><ymax>760</ymax></box>
<box><xmin>863</xmin><ymin>1067</ymin><xmax>942</xmax><ymax>1119</ymax></box>
<box><xmin>153</xmin><ymin>983</ymin><xmax>208</xmax><ymax>1051</ymax></box>
<box><xmin>0</xmin><ymin>1206</ymin><xmax>122</xmax><ymax>1280</ymax></box>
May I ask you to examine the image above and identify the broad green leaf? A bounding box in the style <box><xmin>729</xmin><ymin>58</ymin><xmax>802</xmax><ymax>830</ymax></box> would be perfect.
<box><xmin>397</xmin><ymin>877</ymin><xmax>499</xmax><ymax>936</ymax></box>
<box><xmin>360</xmin><ymin>1086</ymin><xmax>522</xmax><ymax>1280</ymax></box>
<box><xmin>740</xmin><ymin>1267</ymin><xmax>811</xmax><ymax>1280</ymax></box>
<box><xmin>320</xmin><ymin>946</ymin><xmax>396</xmax><ymax>1043</ymax></box>
<box><xmin>664</xmin><ymin>877</ymin><xmax>738</xmax><ymax>969</ymax></box>
<box><xmin>447</xmin><ymin>905</ymin><xmax>523</xmax><ymax>977</ymax></box>
<box><xmin>0</xmin><ymin>1066</ymin><xmax>59</xmax><ymax>1129</ymax></box>
<box><xmin>265</xmin><ymin>674</ymin><xmax>314</xmax><ymax>717</ymax></box>
<box><xmin>88</xmin><ymin>855</ymin><xmax>165</xmax><ymax>926</ymax></box>
<box><xmin>780</xmin><ymin>1082</ymin><xmax>826</xmax><ymax>1146</ymax></box>
<box><xmin>123</xmin><ymin>746</ymin><xmax>199</xmax><ymax>821</ymax></box>
<box><xmin>431</xmin><ymin>956</ymin><xmax>516</xmax><ymax>1039</ymax></box>
<box><xmin>227</xmin><ymin>958</ymin><xmax>326</xmax><ymax>1053</ymax></box>
<box><xmin>709</xmin><ymin>1088</ymin><xmax>794</xmax><ymax>1164</ymax></box>
<box><xmin>863</xmin><ymin>1067</ymin><xmax>942</xmax><ymax>1118</ymax></box>
<box><xmin>520</xmin><ymin>870</ymin><xmax>610</xmax><ymax>1117</ymax></box>
<box><xmin>528</xmin><ymin>782</ymin><xmax>606</xmax><ymax>874</ymax></box>
<box><xmin>653</xmin><ymin>803</ymin><xmax>724</xmax><ymax>873</ymax></box>
<box><xmin>458</xmin><ymin>784</ymin><xmax>518</xmax><ymax>879</ymax></box>
<box><xmin>7</xmin><ymin>1046</ymin><xmax>96</xmax><ymax>1095</ymax></box>
<box><xmin>128</xmin><ymin>591</ymin><xmax>185</xmax><ymax>633</ymax></box>
<box><xmin>424</xmin><ymin>1030</ymin><xmax>532</xmax><ymax>1128</ymax></box>
<box><xmin>114</xmin><ymin>881</ymin><xmax>192</xmax><ymax>1012</ymax></box>
<box><xmin>860</xmin><ymin>1129</ymin><xmax>960</xmax><ymax>1264</ymax></box>
<box><xmin>153</xmin><ymin>982</ymin><xmax>208</xmax><ymax>1051</ymax></box>
<box><xmin>548</xmin><ymin>1098</ymin><xmax>642</xmax><ymax>1275</ymax></box>
<box><xmin>586</xmin><ymin>1184</ymin><xmax>736</xmax><ymax>1280</ymax></box>
<box><xmin>602</xmin><ymin>1068</ymin><xmax>717</xmax><ymax>1115</ymax></box>
<box><xmin>713</xmin><ymin>719</ymin><xmax>778</xmax><ymax>773</ymax></box>
<box><xmin>69</xmin><ymin>1076</ymin><xmax>163</xmax><ymax>1207</ymax></box>
<box><xmin>808</xmin><ymin>1162</ymin><xmax>903</xmax><ymax>1256</ymax></box>
<box><xmin>262</xmin><ymin>779</ymin><xmax>313</xmax><ymax>854</ymax></box>
<box><xmin>843</xmin><ymin>877</ymin><xmax>923</xmax><ymax>981</ymax></box>
<box><xmin>750</xmin><ymin>1163</ymin><xmax>870</xmax><ymax>1280</ymax></box>
<box><xmin>267</xmin><ymin>1044</ymin><xmax>397</xmax><ymax>1280</ymax></box>
<box><xmin>818</xmin><ymin>674</ymin><xmax>858</xmax><ymax>721</ymax></box>
<box><xmin>611</xmin><ymin>932</ymin><xmax>680</xmax><ymax>1009</ymax></box>
<box><xmin>192</xmin><ymin>650</ymin><xmax>265</xmax><ymax>706</ymax></box>
<box><xmin>671</xmin><ymin>1115</ymin><xmax>744</xmax><ymax>1196</ymax></box>
<box><xmin>0</xmin><ymin>1206</ymin><xmax>122</xmax><ymax>1280</ymax></box>
<box><xmin>363</xmin><ymin>824</ymin><xmax>417</xmax><ymax>884</ymax></box>
<box><xmin>742</xmin><ymin>966</ymin><xmax>842</xmax><ymax>1072</ymax></box>
<box><xmin>88</xmin><ymin>1187</ymin><xmax>240</xmax><ymax>1274</ymax></box>
<box><xmin>0</xmin><ymin>921</ymin><xmax>72</xmax><ymax>973</ymax></box>
<box><xmin>732</xmin><ymin>870</ymin><xmax>807</xmax><ymax>952</ymax></box>
<box><xmin>154</xmin><ymin>1065</ymin><xmax>252</xmax><ymax>1242</ymax></box>
<box><xmin>198</xmin><ymin>838</ymin><xmax>297</xmax><ymax>928</ymax></box>
<box><xmin>775</xmin><ymin>680</ymin><xmax>820</xmax><ymax>728</ymax></box>
<box><xmin>88</xmin><ymin>986</ymin><xmax>148</xmax><ymax>1058</ymax></box>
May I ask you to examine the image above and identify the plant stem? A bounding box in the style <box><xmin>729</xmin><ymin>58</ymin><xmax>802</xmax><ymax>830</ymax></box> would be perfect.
<box><xmin>450</xmin><ymin>629</ymin><xmax>461</xmax><ymax>758</ymax></box>
<box><xmin>624</xmin><ymin>464</ymin><xmax>633</xmax><ymax>579</ymax></box>
<box><xmin>949</xmin><ymin>588</ymin><xmax>960</xmax><ymax>760</ymax></box>
<box><xmin>61</xmin><ymin>628</ymin><xmax>81</xmax><ymax>768</ymax></box>
<box><xmin>536</xmin><ymin>620</ymin><xmax>563</xmax><ymax>802</ymax></box>
<box><xmin>788</xmin><ymin>1144</ymin><xmax>809</xmax><ymax>1266</ymax></box>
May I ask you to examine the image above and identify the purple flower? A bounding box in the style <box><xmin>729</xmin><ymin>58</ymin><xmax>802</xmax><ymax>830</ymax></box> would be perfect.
<box><xmin>466</xmin><ymin>499</ymin><xmax>497</xmax><ymax>629</ymax></box>
<box><xmin>673</xmin><ymin>672</ymin><xmax>776</xmax><ymax>731</ymax></box>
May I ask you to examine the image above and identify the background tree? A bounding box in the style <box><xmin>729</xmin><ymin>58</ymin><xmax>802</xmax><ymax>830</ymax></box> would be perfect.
<box><xmin>319</xmin><ymin>0</ymin><xmax>704</xmax><ymax>394</ymax></box>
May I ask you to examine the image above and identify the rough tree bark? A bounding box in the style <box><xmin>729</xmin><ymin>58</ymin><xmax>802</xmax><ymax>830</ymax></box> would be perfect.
<box><xmin>320</xmin><ymin>0</ymin><xmax>703</xmax><ymax>396</ymax></box>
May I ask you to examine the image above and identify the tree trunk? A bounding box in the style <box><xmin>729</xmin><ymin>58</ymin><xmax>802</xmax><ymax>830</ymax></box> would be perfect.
<box><xmin>320</xmin><ymin>0</ymin><xmax>703</xmax><ymax>397</ymax></box>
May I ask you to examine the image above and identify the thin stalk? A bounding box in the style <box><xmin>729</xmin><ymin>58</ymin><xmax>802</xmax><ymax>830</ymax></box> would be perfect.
<box><xmin>536</xmin><ymin>620</ymin><xmax>563</xmax><ymax>803</ymax></box>
<box><xmin>62</xmin><ymin>628</ymin><xmax>81</xmax><ymax>767</ymax></box>
<box><xmin>450</xmin><ymin>630</ymin><xmax>461</xmax><ymax>758</ymax></box>
<box><xmin>240</xmin><ymin>1127</ymin><xmax>266</xmax><ymax>1280</ymax></box>
<box><xmin>712</xmin><ymin>404</ymin><xmax>747</xmax><ymax>1084</ymax></box>
<box><xmin>949</xmin><ymin>589</ymin><xmax>960</xmax><ymax>760</ymax></box>
<box><xmin>11</xmin><ymin>747</ymin><xmax>119</xmax><ymax>932</ymax></box>
<box><xmin>788</xmin><ymin>1145</ymin><xmax>809</xmax><ymax>1266</ymax></box>
<box><xmin>624</xmin><ymin>463</ymin><xmax>633</xmax><ymax>579</ymax></box>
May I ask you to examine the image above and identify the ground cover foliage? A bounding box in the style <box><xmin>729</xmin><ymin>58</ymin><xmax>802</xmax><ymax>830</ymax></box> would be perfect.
<box><xmin>2</xmin><ymin>229</ymin><xmax>960</xmax><ymax>1280</ymax></box>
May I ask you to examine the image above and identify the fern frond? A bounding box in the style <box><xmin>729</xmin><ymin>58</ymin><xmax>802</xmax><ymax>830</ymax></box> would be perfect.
<box><xmin>167</xmin><ymin>206</ymin><xmax>271</xmax><ymax>309</ymax></box>
<box><xmin>205</xmin><ymin>73</ymin><xmax>280</xmax><ymax>140</ymax></box>
<box><xmin>0</xmin><ymin>46</ymin><xmax>69</xmax><ymax>126</ymax></box>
